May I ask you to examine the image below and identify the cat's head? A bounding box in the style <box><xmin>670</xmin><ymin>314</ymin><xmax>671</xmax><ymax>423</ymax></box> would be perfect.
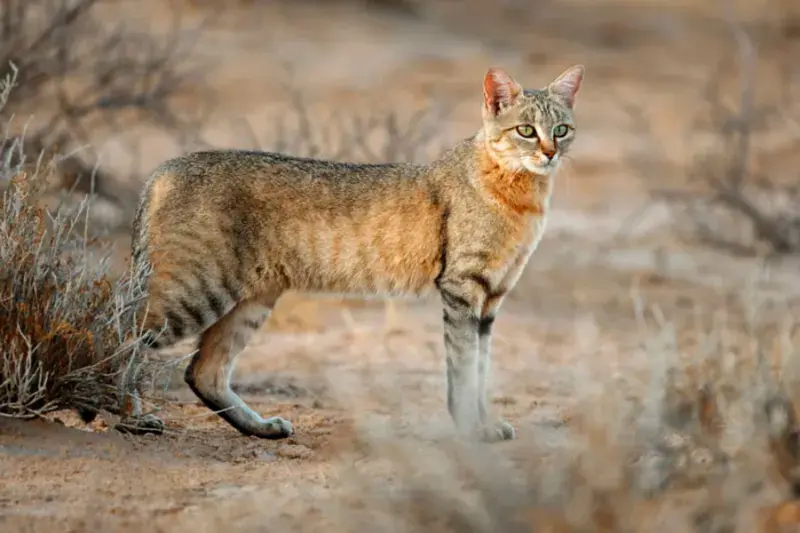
<box><xmin>481</xmin><ymin>65</ymin><xmax>584</xmax><ymax>176</ymax></box>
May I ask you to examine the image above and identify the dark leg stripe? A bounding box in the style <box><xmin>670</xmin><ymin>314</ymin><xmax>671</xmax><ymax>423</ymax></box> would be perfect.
<box><xmin>478</xmin><ymin>316</ymin><xmax>495</xmax><ymax>337</ymax></box>
<box><xmin>169</xmin><ymin>274</ymin><xmax>208</xmax><ymax>330</ymax></box>
<box><xmin>441</xmin><ymin>290</ymin><xmax>471</xmax><ymax>312</ymax></box>
<box><xmin>466</xmin><ymin>272</ymin><xmax>493</xmax><ymax>296</ymax></box>
<box><xmin>206</xmin><ymin>290</ymin><xmax>227</xmax><ymax>319</ymax></box>
<box><xmin>442</xmin><ymin>304</ymin><xmax>480</xmax><ymax>330</ymax></box>
<box><xmin>184</xmin><ymin>258</ymin><xmax>239</xmax><ymax>318</ymax></box>
<box><xmin>442</xmin><ymin>310</ymin><xmax>457</xmax><ymax>329</ymax></box>
<box><xmin>180</xmin><ymin>297</ymin><xmax>206</xmax><ymax>328</ymax></box>
<box><xmin>443</xmin><ymin>331</ymin><xmax>458</xmax><ymax>350</ymax></box>
<box><xmin>198</xmin><ymin>275</ymin><xmax>229</xmax><ymax>319</ymax></box>
<box><xmin>165</xmin><ymin>310</ymin><xmax>186</xmax><ymax>340</ymax></box>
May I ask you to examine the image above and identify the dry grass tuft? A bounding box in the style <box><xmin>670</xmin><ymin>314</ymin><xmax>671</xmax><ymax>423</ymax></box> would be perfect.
<box><xmin>0</xmin><ymin>66</ymin><xmax>155</xmax><ymax>421</ymax></box>
<box><xmin>314</xmin><ymin>297</ymin><xmax>800</xmax><ymax>532</ymax></box>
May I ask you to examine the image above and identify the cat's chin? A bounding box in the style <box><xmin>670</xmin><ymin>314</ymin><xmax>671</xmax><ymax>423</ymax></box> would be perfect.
<box><xmin>522</xmin><ymin>160</ymin><xmax>558</xmax><ymax>176</ymax></box>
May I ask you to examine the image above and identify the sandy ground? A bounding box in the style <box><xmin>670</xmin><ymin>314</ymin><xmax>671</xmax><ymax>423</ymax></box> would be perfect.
<box><xmin>3</xmin><ymin>1</ymin><xmax>800</xmax><ymax>531</ymax></box>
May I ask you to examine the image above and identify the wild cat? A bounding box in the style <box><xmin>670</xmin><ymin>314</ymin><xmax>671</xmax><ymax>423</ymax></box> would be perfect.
<box><xmin>118</xmin><ymin>65</ymin><xmax>584</xmax><ymax>442</ymax></box>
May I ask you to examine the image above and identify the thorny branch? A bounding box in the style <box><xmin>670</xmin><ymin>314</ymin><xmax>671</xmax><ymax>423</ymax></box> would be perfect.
<box><xmin>628</xmin><ymin>8</ymin><xmax>800</xmax><ymax>256</ymax></box>
<box><xmin>0</xmin><ymin>0</ymin><xmax>214</xmax><ymax>206</ymax></box>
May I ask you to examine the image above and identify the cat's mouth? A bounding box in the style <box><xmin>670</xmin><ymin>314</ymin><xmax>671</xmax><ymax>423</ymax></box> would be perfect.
<box><xmin>521</xmin><ymin>155</ymin><xmax>559</xmax><ymax>175</ymax></box>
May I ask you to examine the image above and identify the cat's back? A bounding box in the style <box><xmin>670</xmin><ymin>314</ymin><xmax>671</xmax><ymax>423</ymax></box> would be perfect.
<box><xmin>134</xmin><ymin>148</ymin><xmax>426</xmax><ymax>236</ymax></box>
<box><xmin>148</xmin><ymin>149</ymin><xmax>423</xmax><ymax>197</ymax></box>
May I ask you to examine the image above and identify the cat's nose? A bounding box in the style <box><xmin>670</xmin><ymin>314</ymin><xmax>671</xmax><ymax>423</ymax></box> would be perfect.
<box><xmin>541</xmin><ymin>147</ymin><xmax>557</xmax><ymax>160</ymax></box>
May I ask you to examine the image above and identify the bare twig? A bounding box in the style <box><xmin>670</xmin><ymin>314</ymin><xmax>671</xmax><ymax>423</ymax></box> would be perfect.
<box><xmin>628</xmin><ymin>2</ymin><xmax>800</xmax><ymax>256</ymax></box>
<box><xmin>0</xmin><ymin>0</ymin><xmax>213</xmax><ymax>214</ymax></box>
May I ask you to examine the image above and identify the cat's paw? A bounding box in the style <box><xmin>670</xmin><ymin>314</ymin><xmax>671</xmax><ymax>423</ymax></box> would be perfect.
<box><xmin>480</xmin><ymin>420</ymin><xmax>516</xmax><ymax>442</ymax></box>
<box><xmin>114</xmin><ymin>413</ymin><xmax>165</xmax><ymax>436</ymax></box>
<box><xmin>248</xmin><ymin>416</ymin><xmax>294</xmax><ymax>440</ymax></box>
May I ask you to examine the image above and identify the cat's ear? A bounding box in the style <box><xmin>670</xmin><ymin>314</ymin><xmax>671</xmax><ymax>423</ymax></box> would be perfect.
<box><xmin>483</xmin><ymin>67</ymin><xmax>523</xmax><ymax>116</ymax></box>
<box><xmin>547</xmin><ymin>65</ymin><xmax>584</xmax><ymax>108</ymax></box>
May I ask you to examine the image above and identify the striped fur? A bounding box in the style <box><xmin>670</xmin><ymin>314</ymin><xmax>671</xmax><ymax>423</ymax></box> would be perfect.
<box><xmin>126</xmin><ymin>65</ymin><xmax>584</xmax><ymax>441</ymax></box>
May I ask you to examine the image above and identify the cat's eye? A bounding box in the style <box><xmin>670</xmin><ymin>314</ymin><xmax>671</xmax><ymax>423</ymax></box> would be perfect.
<box><xmin>515</xmin><ymin>125</ymin><xmax>537</xmax><ymax>138</ymax></box>
<box><xmin>553</xmin><ymin>124</ymin><xmax>570</xmax><ymax>138</ymax></box>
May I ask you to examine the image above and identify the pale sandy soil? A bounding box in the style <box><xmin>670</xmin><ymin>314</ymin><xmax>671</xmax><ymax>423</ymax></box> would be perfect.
<box><xmin>3</xmin><ymin>1</ymin><xmax>800</xmax><ymax>531</ymax></box>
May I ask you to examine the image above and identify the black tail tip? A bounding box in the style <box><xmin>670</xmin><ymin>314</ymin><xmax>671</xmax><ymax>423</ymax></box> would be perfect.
<box><xmin>76</xmin><ymin>407</ymin><xmax>98</xmax><ymax>424</ymax></box>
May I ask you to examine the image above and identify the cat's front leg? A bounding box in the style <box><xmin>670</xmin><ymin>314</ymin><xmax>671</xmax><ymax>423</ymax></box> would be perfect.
<box><xmin>437</xmin><ymin>276</ymin><xmax>487</xmax><ymax>440</ymax></box>
<box><xmin>478</xmin><ymin>307</ymin><xmax>515</xmax><ymax>442</ymax></box>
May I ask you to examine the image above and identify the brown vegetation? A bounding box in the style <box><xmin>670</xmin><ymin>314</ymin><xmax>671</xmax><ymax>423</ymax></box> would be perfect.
<box><xmin>0</xmin><ymin>67</ymin><xmax>156</xmax><ymax>422</ymax></box>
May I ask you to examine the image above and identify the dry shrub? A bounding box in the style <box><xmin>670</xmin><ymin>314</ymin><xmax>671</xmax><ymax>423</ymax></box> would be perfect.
<box><xmin>0</xmin><ymin>67</ymin><xmax>155</xmax><ymax>420</ymax></box>
<box><xmin>632</xmin><ymin>9</ymin><xmax>800</xmax><ymax>257</ymax></box>
<box><xmin>0</xmin><ymin>0</ymin><xmax>211</xmax><ymax>216</ymax></box>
